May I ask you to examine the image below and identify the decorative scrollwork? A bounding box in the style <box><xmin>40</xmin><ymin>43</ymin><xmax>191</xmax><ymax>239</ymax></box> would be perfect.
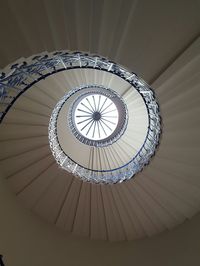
<box><xmin>0</xmin><ymin>51</ymin><xmax>161</xmax><ymax>184</ymax></box>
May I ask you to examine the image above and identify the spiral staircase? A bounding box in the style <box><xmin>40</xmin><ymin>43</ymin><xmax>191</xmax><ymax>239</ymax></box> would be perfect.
<box><xmin>0</xmin><ymin>0</ymin><xmax>200</xmax><ymax>243</ymax></box>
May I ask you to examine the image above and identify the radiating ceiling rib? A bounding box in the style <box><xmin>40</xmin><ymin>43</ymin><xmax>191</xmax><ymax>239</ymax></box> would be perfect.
<box><xmin>114</xmin><ymin>185</ymin><xmax>141</xmax><ymax>239</ymax></box>
<box><xmin>54</xmin><ymin>175</ymin><xmax>74</xmax><ymax>225</ymax></box>
<box><xmin>70</xmin><ymin>181</ymin><xmax>84</xmax><ymax>233</ymax></box>
<box><xmin>153</xmin><ymin>37</ymin><xmax>200</xmax><ymax>93</ymax></box>
<box><xmin>137</xmin><ymin>176</ymin><xmax>184</xmax><ymax>224</ymax></box>
<box><xmin>12</xmin><ymin>95</ymin><xmax>52</xmax><ymax>117</ymax></box>
<box><xmin>151</xmin><ymin>158</ymin><xmax>200</xmax><ymax>188</ymax></box>
<box><xmin>0</xmin><ymin>142</ymin><xmax>48</xmax><ymax>162</ymax></box>
<box><xmin>160</xmin><ymin>72</ymin><xmax>200</xmax><ymax>107</ymax></box>
<box><xmin>72</xmin><ymin>69</ymin><xmax>86</xmax><ymax>87</ymax></box>
<box><xmin>73</xmin><ymin>182</ymin><xmax>91</xmax><ymax>237</ymax></box>
<box><xmin>141</xmin><ymin>174</ymin><xmax>192</xmax><ymax>220</ymax></box>
<box><xmin>129</xmin><ymin>182</ymin><xmax>166</xmax><ymax>233</ymax></box>
<box><xmin>90</xmin><ymin>185</ymin><xmax>107</xmax><ymax>240</ymax></box>
<box><xmin>115</xmin><ymin>183</ymin><xmax>146</xmax><ymax>238</ymax></box>
<box><xmin>114</xmin><ymin>0</ymin><xmax>138</xmax><ymax>62</ymax></box>
<box><xmin>61</xmin><ymin>1</ymin><xmax>76</xmax><ymax>50</ymax></box>
<box><xmin>33</xmin><ymin>171</ymin><xmax>74</xmax><ymax>224</ymax></box>
<box><xmin>146</xmin><ymin>168</ymin><xmax>200</xmax><ymax>211</ymax></box>
<box><xmin>78</xmin><ymin>0</ymin><xmax>93</xmax><ymax>48</ymax></box>
<box><xmin>7</xmin><ymin>154</ymin><xmax>54</xmax><ymax>193</ymax></box>
<box><xmin>35</xmin><ymin>78</ymin><xmax>65</xmax><ymax>102</ymax></box>
<box><xmin>148</xmin><ymin>178</ymin><xmax>197</xmax><ymax>219</ymax></box>
<box><xmin>88</xmin><ymin>0</ymin><xmax>104</xmax><ymax>53</ymax></box>
<box><xmin>0</xmin><ymin>124</ymin><xmax>47</xmax><ymax>141</ymax></box>
<box><xmin>161</xmin><ymin>130</ymin><xmax>199</xmax><ymax>148</ymax></box>
<box><xmin>158</xmin><ymin>146</ymin><xmax>199</xmax><ymax>166</ymax></box>
<box><xmin>106</xmin><ymin>147</ymin><xmax>119</xmax><ymax>170</ymax></box>
<box><xmin>158</xmin><ymin>56</ymin><xmax>200</xmax><ymax>96</ymax></box>
<box><xmin>3</xmin><ymin>109</ymin><xmax>49</xmax><ymax>126</ymax></box>
<box><xmin>110</xmin><ymin>185</ymin><xmax>137</xmax><ymax>240</ymax></box>
<box><xmin>135</xmin><ymin>180</ymin><xmax>177</xmax><ymax>230</ymax></box>
<box><xmin>155</xmin><ymin>149</ymin><xmax>199</xmax><ymax>167</ymax></box>
<box><xmin>164</xmin><ymin>105</ymin><xmax>200</xmax><ymax>124</ymax></box>
<box><xmin>124</xmin><ymin>181</ymin><xmax>158</xmax><ymax>237</ymax></box>
<box><xmin>99</xmin><ymin>185</ymin><xmax>109</xmax><ymax>241</ymax></box>
<box><xmin>17</xmin><ymin>162</ymin><xmax>58</xmax><ymax>208</ymax></box>
<box><xmin>23</xmin><ymin>85</ymin><xmax>57</xmax><ymax>109</ymax></box>
<box><xmin>64</xmin><ymin>0</ymin><xmax>79</xmax><ymax>50</ymax></box>
<box><xmin>149</xmin><ymin>163</ymin><xmax>200</xmax><ymax>193</ymax></box>
<box><xmin>0</xmin><ymin>136</ymin><xmax>48</xmax><ymax>160</ymax></box>
<box><xmin>109</xmin><ymin>186</ymin><xmax>128</xmax><ymax>240</ymax></box>
<box><xmin>101</xmin><ymin>185</ymin><xmax>126</xmax><ymax>241</ymax></box>
<box><xmin>42</xmin><ymin>0</ymin><xmax>63</xmax><ymax>50</ymax></box>
<box><xmin>1</xmin><ymin>145</ymin><xmax>51</xmax><ymax>178</ymax></box>
<box><xmin>56</xmin><ymin>178</ymin><xmax>82</xmax><ymax>232</ymax></box>
<box><xmin>150</xmin><ymin>35</ymin><xmax>200</xmax><ymax>85</ymax></box>
<box><xmin>12</xmin><ymin>106</ymin><xmax>50</xmax><ymax>119</ymax></box>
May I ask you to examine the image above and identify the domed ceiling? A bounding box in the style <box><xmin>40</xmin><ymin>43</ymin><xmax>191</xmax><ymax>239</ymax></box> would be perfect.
<box><xmin>0</xmin><ymin>0</ymin><xmax>200</xmax><ymax>241</ymax></box>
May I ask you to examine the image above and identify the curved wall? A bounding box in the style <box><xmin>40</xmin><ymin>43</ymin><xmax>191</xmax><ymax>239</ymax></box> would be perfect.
<box><xmin>0</xmin><ymin>173</ymin><xmax>200</xmax><ymax>266</ymax></box>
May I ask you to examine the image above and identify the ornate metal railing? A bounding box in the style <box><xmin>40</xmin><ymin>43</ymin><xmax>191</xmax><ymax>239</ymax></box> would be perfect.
<box><xmin>1</xmin><ymin>51</ymin><xmax>157</xmax><ymax>123</ymax></box>
<box><xmin>0</xmin><ymin>51</ymin><xmax>161</xmax><ymax>183</ymax></box>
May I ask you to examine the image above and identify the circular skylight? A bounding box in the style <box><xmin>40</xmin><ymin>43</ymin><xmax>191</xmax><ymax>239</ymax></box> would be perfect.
<box><xmin>46</xmin><ymin>51</ymin><xmax>161</xmax><ymax>184</ymax></box>
<box><xmin>68</xmin><ymin>86</ymin><xmax>128</xmax><ymax>148</ymax></box>
<box><xmin>74</xmin><ymin>94</ymin><xmax>119</xmax><ymax>141</ymax></box>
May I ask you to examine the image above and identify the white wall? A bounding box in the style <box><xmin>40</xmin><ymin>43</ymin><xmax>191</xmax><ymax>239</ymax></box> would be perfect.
<box><xmin>0</xmin><ymin>174</ymin><xmax>200</xmax><ymax>266</ymax></box>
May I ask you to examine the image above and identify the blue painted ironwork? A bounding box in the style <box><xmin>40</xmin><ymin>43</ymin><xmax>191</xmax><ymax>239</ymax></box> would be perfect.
<box><xmin>0</xmin><ymin>51</ymin><xmax>161</xmax><ymax>184</ymax></box>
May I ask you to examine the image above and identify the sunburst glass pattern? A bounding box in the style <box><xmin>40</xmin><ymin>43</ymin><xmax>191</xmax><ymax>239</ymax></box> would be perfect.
<box><xmin>74</xmin><ymin>94</ymin><xmax>119</xmax><ymax>141</ymax></box>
